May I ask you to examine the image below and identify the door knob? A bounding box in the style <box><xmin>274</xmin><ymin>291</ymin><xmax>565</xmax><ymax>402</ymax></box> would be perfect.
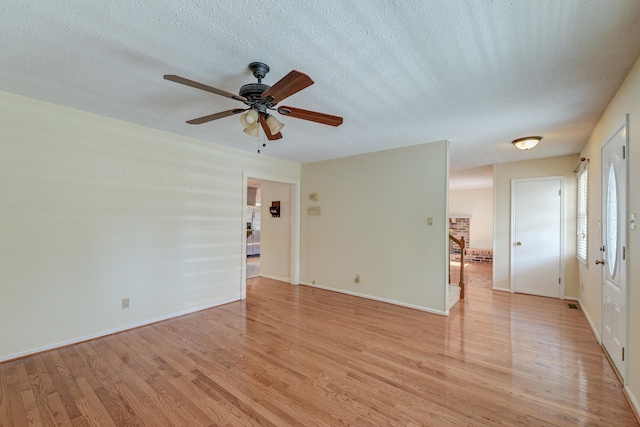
<box><xmin>515</xmin><ymin>242</ymin><xmax>522</xmax><ymax>246</ymax></box>
<box><xmin>595</xmin><ymin>259</ymin><xmax>605</xmax><ymax>265</ymax></box>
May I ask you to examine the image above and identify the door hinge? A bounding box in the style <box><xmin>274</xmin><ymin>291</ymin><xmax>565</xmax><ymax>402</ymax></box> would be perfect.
<box><xmin>623</xmin><ymin>146</ymin><xmax>626</xmax><ymax>159</ymax></box>
<box><xmin>558</xmin><ymin>189</ymin><xmax>561</xmax><ymax>196</ymax></box>
<box><xmin>623</xmin><ymin>246</ymin><xmax>626</xmax><ymax>260</ymax></box>
<box><xmin>623</xmin><ymin>347</ymin><xmax>625</xmax><ymax>361</ymax></box>
<box><xmin>559</xmin><ymin>277</ymin><xmax>561</xmax><ymax>284</ymax></box>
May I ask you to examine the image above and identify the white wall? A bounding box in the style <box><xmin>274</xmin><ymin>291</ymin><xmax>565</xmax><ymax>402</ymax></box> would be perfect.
<box><xmin>0</xmin><ymin>91</ymin><xmax>300</xmax><ymax>361</ymax></box>
<box><xmin>493</xmin><ymin>155</ymin><xmax>580</xmax><ymax>297</ymax></box>
<box><xmin>300</xmin><ymin>141</ymin><xmax>450</xmax><ymax>314</ymax></box>
<box><xmin>578</xmin><ymin>54</ymin><xmax>640</xmax><ymax>408</ymax></box>
<box><xmin>449</xmin><ymin>187</ymin><xmax>494</xmax><ymax>249</ymax></box>
<box><xmin>259</xmin><ymin>180</ymin><xmax>292</xmax><ymax>282</ymax></box>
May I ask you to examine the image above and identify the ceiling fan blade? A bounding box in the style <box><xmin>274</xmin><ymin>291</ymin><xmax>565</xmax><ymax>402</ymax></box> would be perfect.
<box><xmin>278</xmin><ymin>106</ymin><xmax>343</xmax><ymax>127</ymax></box>
<box><xmin>261</xmin><ymin>70</ymin><xmax>314</xmax><ymax>105</ymax></box>
<box><xmin>259</xmin><ymin>114</ymin><xmax>283</xmax><ymax>140</ymax></box>
<box><xmin>164</xmin><ymin>74</ymin><xmax>247</xmax><ymax>103</ymax></box>
<box><xmin>186</xmin><ymin>108</ymin><xmax>246</xmax><ymax>125</ymax></box>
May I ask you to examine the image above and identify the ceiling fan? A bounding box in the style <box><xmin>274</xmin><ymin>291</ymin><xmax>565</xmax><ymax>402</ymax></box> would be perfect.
<box><xmin>164</xmin><ymin>62</ymin><xmax>343</xmax><ymax>141</ymax></box>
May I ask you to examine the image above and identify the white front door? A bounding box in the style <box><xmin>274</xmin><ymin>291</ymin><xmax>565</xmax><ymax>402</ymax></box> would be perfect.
<box><xmin>511</xmin><ymin>177</ymin><xmax>563</xmax><ymax>298</ymax></box>
<box><xmin>600</xmin><ymin>118</ymin><xmax>628</xmax><ymax>380</ymax></box>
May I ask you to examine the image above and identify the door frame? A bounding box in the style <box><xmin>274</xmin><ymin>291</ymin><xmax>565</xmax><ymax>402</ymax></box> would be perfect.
<box><xmin>241</xmin><ymin>171</ymin><xmax>300</xmax><ymax>299</ymax></box>
<box><xmin>509</xmin><ymin>176</ymin><xmax>566</xmax><ymax>298</ymax></box>
<box><xmin>599</xmin><ymin>115</ymin><xmax>629</xmax><ymax>382</ymax></box>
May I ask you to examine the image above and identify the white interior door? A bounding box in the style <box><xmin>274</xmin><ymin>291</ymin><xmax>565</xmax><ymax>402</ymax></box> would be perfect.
<box><xmin>599</xmin><ymin>118</ymin><xmax>628</xmax><ymax>380</ymax></box>
<box><xmin>511</xmin><ymin>177</ymin><xmax>563</xmax><ymax>298</ymax></box>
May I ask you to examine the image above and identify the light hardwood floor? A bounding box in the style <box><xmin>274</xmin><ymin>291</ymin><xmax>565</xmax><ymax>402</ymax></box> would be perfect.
<box><xmin>1</xmin><ymin>266</ymin><xmax>637</xmax><ymax>426</ymax></box>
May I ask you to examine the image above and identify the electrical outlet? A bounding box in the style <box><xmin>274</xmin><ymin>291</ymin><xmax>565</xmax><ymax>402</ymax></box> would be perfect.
<box><xmin>355</xmin><ymin>274</ymin><xmax>360</xmax><ymax>284</ymax></box>
<box><xmin>312</xmin><ymin>280</ymin><xmax>316</xmax><ymax>285</ymax></box>
<box><xmin>122</xmin><ymin>298</ymin><xmax>130</xmax><ymax>309</ymax></box>
<box><xmin>428</xmin><ymin>217</ymin><xmax>433</xmax><ymax>226</ymax></box>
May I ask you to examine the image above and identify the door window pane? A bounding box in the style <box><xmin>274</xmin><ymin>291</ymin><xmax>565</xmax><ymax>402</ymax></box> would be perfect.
<box><xmin>607</xmin><ymin>164</ymin><xmax>617</xmax><ymax>277</ymax></box>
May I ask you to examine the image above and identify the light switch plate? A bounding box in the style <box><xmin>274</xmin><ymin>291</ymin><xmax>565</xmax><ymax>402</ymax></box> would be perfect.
<box><xmin>631</xmin><ymin>213</ymin><xmax>637</xmax><ymax>230</ymax></box>
<box><xmin>309</xmin><ymin>193</ymin><xmax>319</xmax><ymax>201</ymax></box>
<box><xmin>427</xmin><ymin>217</ymin><xmax>433</xmax><ymax>226</ymax></box>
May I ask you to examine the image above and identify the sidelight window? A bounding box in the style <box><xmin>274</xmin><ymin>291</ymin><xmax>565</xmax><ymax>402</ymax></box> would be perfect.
<box><xmin>576</xmin><ymin>167</ymin><xmax>588</xmax><ymax>263</ymax></box>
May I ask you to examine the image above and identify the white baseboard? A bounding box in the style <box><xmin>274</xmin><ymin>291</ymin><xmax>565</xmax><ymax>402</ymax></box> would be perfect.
<box><xmin>492</xmin><ymin>286</ymin><xmax>511</xmax><ymax>293</ymax></box>
<box><xmin>577</xmin><ymin>298</ymin><xmax>600</xmax><ymax>343</ymax></box>
<box><xmin>0</xmin><ymin>297</ymin><xmax>239</xmax><ymax>363</ymax></box>
<box><xmin>260</xmin><ymin>274</ymin><xmax>291</xmax><ymax>283</ymax></box>
<box><xmin>301</xmin><ymin>282</ymin><xmax>447</xmax><ymax>316</ymax></box>
<box><xmin>624</xmin><ymin>386</ymin><xmax>640</xmax><ymax>424</ymax></box>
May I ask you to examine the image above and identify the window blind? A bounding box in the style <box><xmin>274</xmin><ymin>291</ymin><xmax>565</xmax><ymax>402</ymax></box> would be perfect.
<box><xmin>577</xmin><ymin>168</ymin><xmax>588</xmax><ymax>262</ymax></box>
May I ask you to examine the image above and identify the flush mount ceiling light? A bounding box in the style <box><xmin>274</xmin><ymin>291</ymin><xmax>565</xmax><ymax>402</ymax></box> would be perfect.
<box><xmin>164</xmin><ymin>62</ymin><xmax>343</xmax><ymax>141</ymax></box>
<box><xmin>512</xmin><ymin>136</ymin><xmax>542</xmax><ymax>150</ymax></box>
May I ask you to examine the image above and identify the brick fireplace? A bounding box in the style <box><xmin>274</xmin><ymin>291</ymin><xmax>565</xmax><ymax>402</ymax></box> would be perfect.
<box><xmin>449</xmin><ymin>216</ymin><xmax>493</xmax><ymax>264</ymax></box>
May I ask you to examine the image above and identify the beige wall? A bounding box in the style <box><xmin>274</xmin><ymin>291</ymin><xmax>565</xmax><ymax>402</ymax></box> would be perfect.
<box><xmin>300</xmin><ymin>141</ymin><xmax>450</xmax><ymax>314</ymax></box>
<box><xmin>449</xmin><ymin>187</ymin><xmax>494</xmax><ymax>249</ymax></box>
<box><xmin>578</xmin><ymin>55</ymin><xmax>640</xmax><ymax>408</ymax></box>
<box><xmin>493</xmin><ymin>155</ymin><xmax>580</xmax><ymax>296</ymax></box>
<box><xmin>260</xmin><ymin>180</ymin><xmax>292</xmax><ymax>281</ymax></box>
<box><xmin>0</xmin><ymin>91</ymin><xmax>300</xmax><ymax>361</ymax></box>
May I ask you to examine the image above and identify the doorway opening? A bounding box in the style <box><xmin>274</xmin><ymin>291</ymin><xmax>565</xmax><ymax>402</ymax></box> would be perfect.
<box><xmin>448</xmin><ymin>166</ymin><xmax>495</xmax><ymax>310</ymax></box>
<box><xmin>241</xmin><ymin>171</ymin><xmax>300</xmax><ymax>299</ymax></box>
<box><xmin>246</xmin><ymin>179</ymin><xmax>261</xmax><ymax>279</ymax></box>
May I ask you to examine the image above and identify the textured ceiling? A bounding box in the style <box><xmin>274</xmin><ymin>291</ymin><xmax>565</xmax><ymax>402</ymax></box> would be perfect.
<box><xmin>3</xmin><ymin>1</ymin><xmax>640</xmax><ymax>181</ymax></box>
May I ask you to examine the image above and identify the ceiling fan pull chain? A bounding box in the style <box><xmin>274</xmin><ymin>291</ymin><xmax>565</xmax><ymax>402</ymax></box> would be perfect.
<box><xmin>257</xmin><ymin>127</ymin><xmax>267</xmax><ymax>154</ymax></box>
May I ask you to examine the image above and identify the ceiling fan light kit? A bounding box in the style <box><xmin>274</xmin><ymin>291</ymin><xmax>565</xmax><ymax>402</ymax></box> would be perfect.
<box><xmin>164</xmin><ymin>62</ymin><xmax>343</xmax><ymax>143</ymax></box>
<box><xmin>243</xmin><ymin>124</ymin><xmax>259</xmax><ymax>137</ymax></box>
<box><xmin>512</xmin><ymin>136</ymin><xmax>542</xmax><ymax>150</ymax></box>
<box><xmin>240</xmin><ymin>109</ymin><xmax>259</xmax><ymax>131</ymax></box>
<box><xmin>266</xmin><ymin>115</ymin><xmax>285</xmax><ymax>134</ymax></box>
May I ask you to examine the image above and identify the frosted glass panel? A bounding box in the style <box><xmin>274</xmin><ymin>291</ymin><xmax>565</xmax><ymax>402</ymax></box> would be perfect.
<box><xmin>607</xmin><ymin>164</ymin><xmax>617</xmax><ymax>277</ymax></box>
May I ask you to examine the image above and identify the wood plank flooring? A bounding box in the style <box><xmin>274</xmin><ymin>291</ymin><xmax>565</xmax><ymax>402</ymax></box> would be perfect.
<box><xmin>1</xmin><ymin>266</ymin><xmax>637</xmax><ymax>426</ymax></box>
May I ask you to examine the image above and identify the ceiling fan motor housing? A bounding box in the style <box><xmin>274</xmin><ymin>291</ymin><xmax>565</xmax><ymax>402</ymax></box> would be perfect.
<box><xmin>239</xmin><ymin>83</ymin><xmax>270</xmax><ymax>104</ymax></box>
<box><xmin>241</xmin><ymin>62</ymin><xmax>276</xmax><ymax>111</ymax></box>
